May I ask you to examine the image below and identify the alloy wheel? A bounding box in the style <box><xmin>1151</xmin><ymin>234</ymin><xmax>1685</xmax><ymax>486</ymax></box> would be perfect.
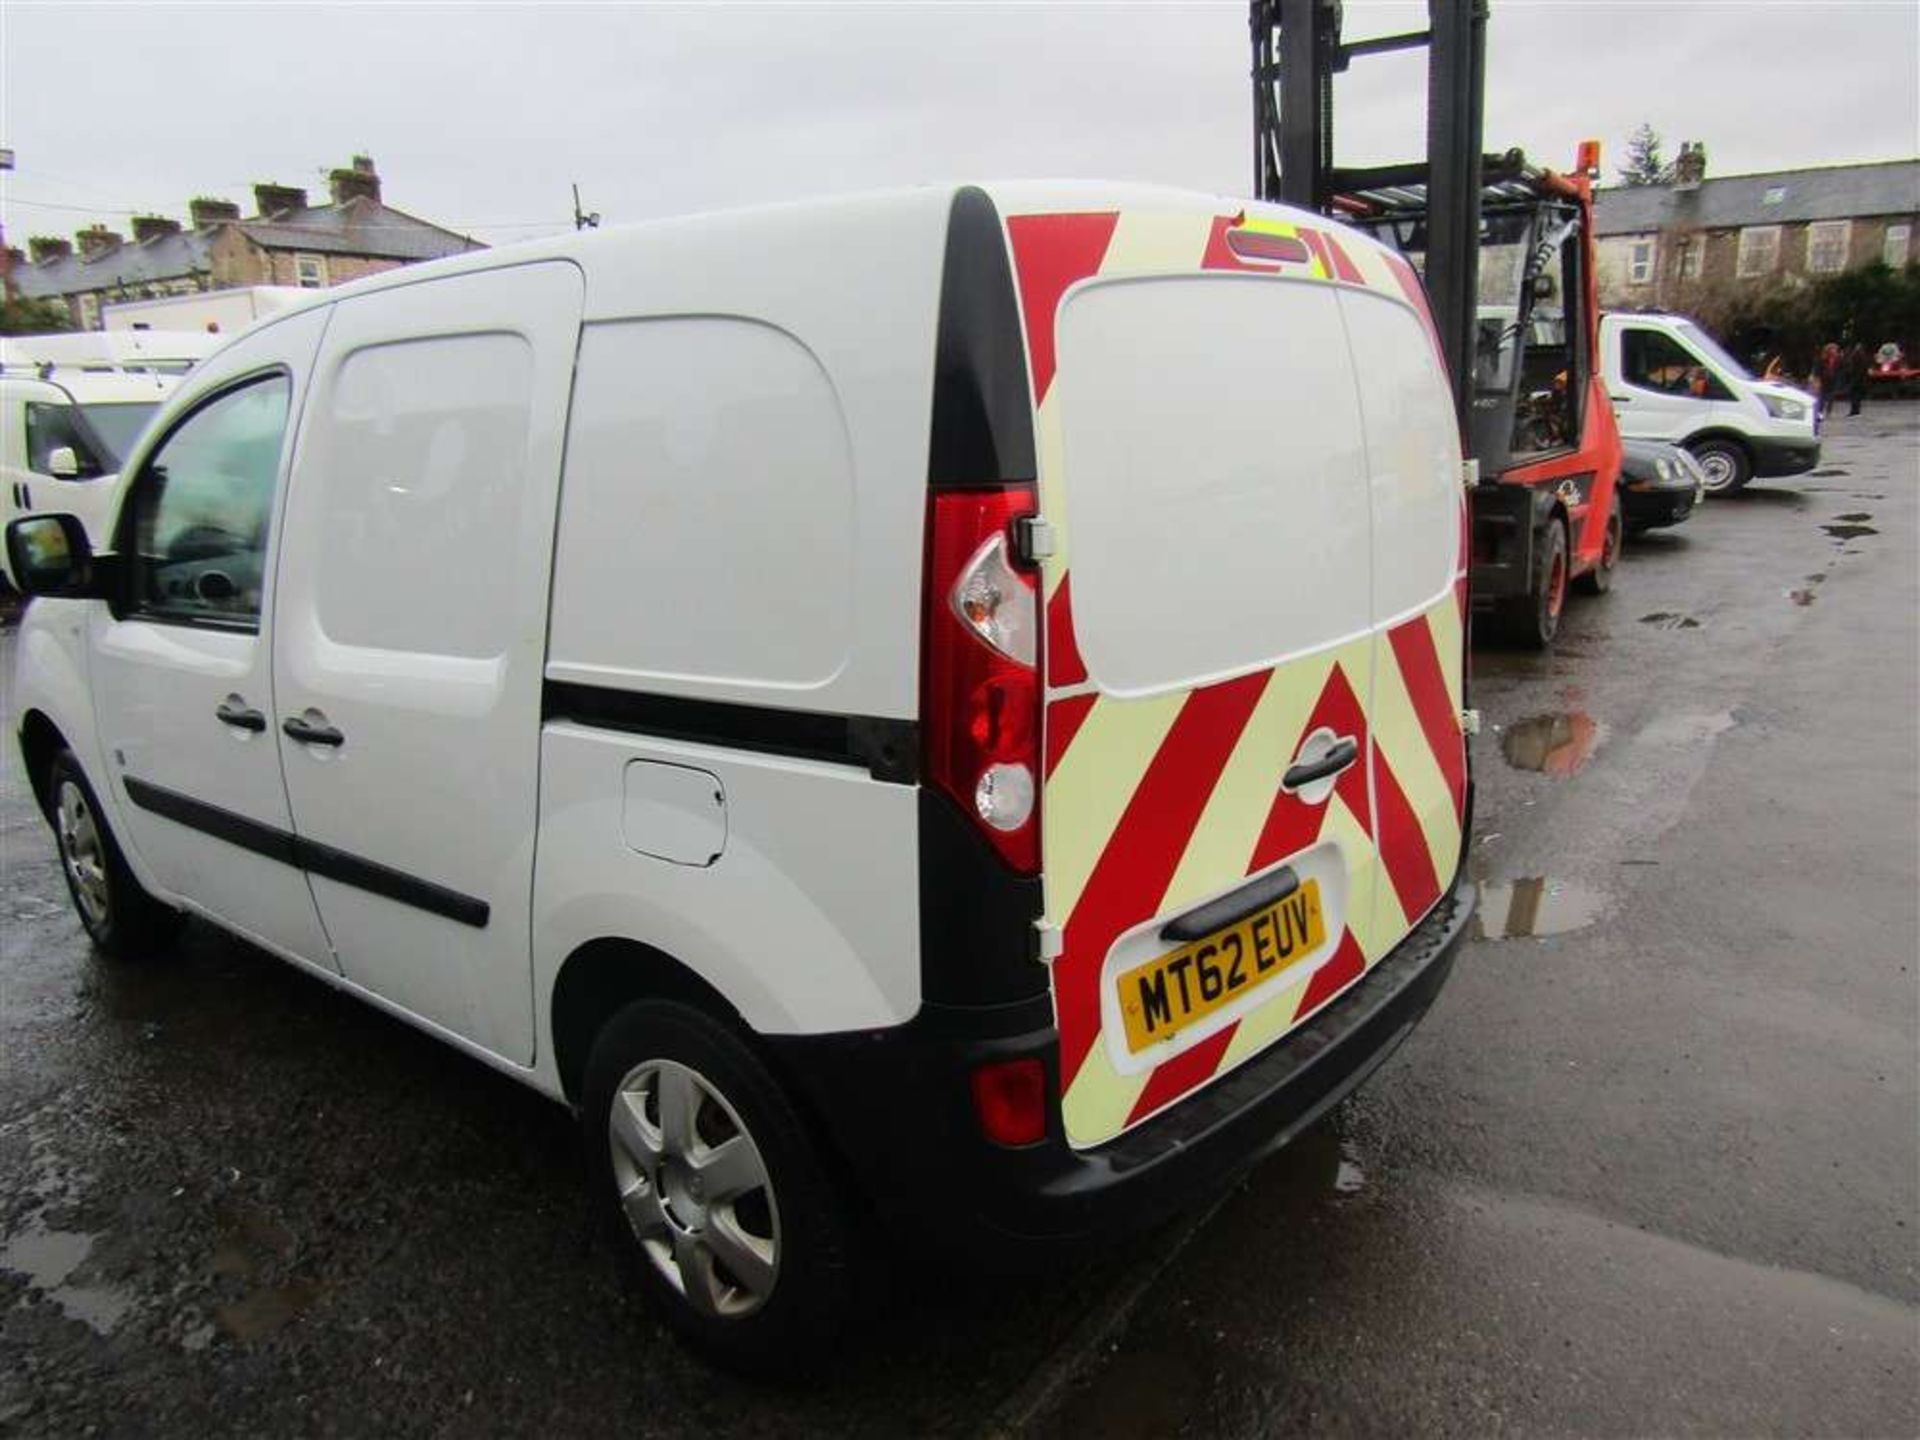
<box><xmin>607</xmin><ymin>1058</ymin><xmax>780</xmax><ymax>1318</ymax></box>
<box><xmin>56</xmin><ymin>780</ymin><xmax>110</xmax><ymax>932</ymax></box>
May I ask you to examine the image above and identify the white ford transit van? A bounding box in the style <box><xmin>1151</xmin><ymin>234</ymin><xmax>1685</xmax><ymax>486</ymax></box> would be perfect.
<box><xmin>1</xmin><ymin>372</ymin><xmax>172</xmax><ymax>584</ymax></box>
<box><xmin>9</xmin><ymin>183</ymin><xmax>1473</xmax><ymax>1371</ymax></box>
<box><xmin>1599</xmin><ymin>311</ymin><xmax>1819</xmax><ymax>493</ymax></box>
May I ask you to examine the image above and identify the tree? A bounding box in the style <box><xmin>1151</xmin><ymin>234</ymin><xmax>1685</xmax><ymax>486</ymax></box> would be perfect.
<box><xmin>0</xmin><ymin>294</ymin><xmax>73</xmax><ymax>335</ymax></box>
<box><xmin>1617</xmin><ymin>123</ymin><xmax>1674</xmax><ymax>187</ymax></box>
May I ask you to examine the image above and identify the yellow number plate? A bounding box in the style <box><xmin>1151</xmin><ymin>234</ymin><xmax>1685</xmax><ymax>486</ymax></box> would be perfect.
<box><xmin>1118</xmin><ymin>879</ymin><xmax>1328</xmax><ymax>1055</ymax></box>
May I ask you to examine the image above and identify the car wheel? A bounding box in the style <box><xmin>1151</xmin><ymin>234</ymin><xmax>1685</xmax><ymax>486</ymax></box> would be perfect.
<box><xmin>46</xmin><ymin>751</ymin><xmax>183</xmax><ymax>958</ymax></box>
<box><xmin>1497</xmin><ymin>518</ymin><xmax>1567</xmax><ymax>650</ymax></box>
<box><xmin>1688</xmin><ymin>438</ymin><xmax>1751</xmax><ymax>494</ymax></box>
<box><xmin>582</xmin><ymin>999</ymin><xmax>857</xmax><ymax>1377</ymax></box>
<box><xmin>1575</xmin><ymin>496</ymin><xmax>1622</xmax><ymax>596</ymax></box>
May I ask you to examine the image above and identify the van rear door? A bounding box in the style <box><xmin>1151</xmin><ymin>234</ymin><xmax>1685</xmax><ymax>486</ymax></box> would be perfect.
<box><xmin>1003</xmin><ymin>196</ymin><xmax>1463</xmax><ymax>1150</ymax></box>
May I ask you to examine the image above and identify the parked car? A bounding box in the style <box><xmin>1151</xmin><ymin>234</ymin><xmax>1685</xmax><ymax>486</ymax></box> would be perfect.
<box><xmin>1600</xmin><ymin>312</ymin><xmax>1819</xmax><ymax>493</ymax></box>
<box><xmin>0</xmin><ymin>371</ymin><xmax>172</xmax><ymax>585</ymax></box>
<box><xmin>7</xmin><ymin>182</ymin><xmax>1474</xmax><ymax>1372</ymax></box>
<box><xmin>1618</xmin><ymin>438</ymin><xmax>1704</xmax><ymax>534</ymax></box>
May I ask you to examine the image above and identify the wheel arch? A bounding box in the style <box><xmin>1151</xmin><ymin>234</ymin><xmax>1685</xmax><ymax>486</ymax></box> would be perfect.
<box><xmin>1680</xmin><ymin>428</ymin><xmax>1753</xmax><ymax>461</ymax></box>
<box><xmin>550</xmin><ymin>936</ymin><xmax>748</xmax><ymax>1105</ymax></box>
<box><xmin>18</xmin><ymin>708</ymin><xmax>70</xmax><ymax>821</ymax></box>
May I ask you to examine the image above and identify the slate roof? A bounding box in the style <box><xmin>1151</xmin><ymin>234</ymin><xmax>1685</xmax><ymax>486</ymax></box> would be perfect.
<box><xmin>15</xmin><ymin>229</ymin><xmax>213</xmax><ymax>299</ymax></box>
<box><xmin>1594</xmin><ymin>158</ymin><xmax>1920</xmax><ymax>236</ymax></box>
<box><xmin>14</xmin><ymin>196</ymin><xmax>481</xmax><ymax>300</ymax></box>
<box><xmin>235</xmin><ymin>195</ymin><xmax>481</xmax><ymax>261</ymax></box>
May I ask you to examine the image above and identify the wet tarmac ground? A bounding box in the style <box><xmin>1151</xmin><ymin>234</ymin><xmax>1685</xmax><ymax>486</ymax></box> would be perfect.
<box><xmin>3</xmin><ymin>409</ymin><xmax>1917</xmax><ymax>1437</ymax></box>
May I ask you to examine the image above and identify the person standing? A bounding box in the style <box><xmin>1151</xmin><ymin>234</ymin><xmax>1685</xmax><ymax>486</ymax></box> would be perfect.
<box><xmin>1817</xmin><ymin>342</ymin><xmax>1842</xmax><ymax>420</ymax></box>
<box><xmin>1844</xmin><ymin>341</ymin><xmax>1871</xmax><ymax>416</ymax></box>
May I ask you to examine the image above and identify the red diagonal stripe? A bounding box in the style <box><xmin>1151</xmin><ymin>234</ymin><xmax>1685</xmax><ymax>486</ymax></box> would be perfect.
<box><xmin>1045</xmin><ymin>693</ymin><xmax>1096</xmax><ymax>778</ymax></box>
<box><xmin>1319</xmin><ymin>230</ymin><xmax>1366</xmax><ymax>284</ymax></box>
<box><xmin>1046</xmin><ymin>574</ymin><xmax>1089</xmax><ymax>687</ymax></box>
<box><xmin>1125</xmin><ymin>1024</ymin><xmax>1237</xmax><ymax>1127</ymax></box>
<box><xmin>1387</xmin><ymin>616</ymin><xmax>1466</xmax><ymax>821</ymax></box>
<box><xmin>1374</xmin><ymin>750</ymin><xmax>1441</xmax><ymax>924</ymax></box>
<box><xmin>1292</xmin><ymin>931</ymin><xmax>1366</xmax><ymax>1022</ymax></box>
<box><xmin>1056</xmin><ymin>671</ymin><xmax>1272</xmax><ymax>1088</ymax></box>
<box><xmin>1006</xmin><ymin>212</ymin><xmax>1119</xmax><ymax>408</ymax></box>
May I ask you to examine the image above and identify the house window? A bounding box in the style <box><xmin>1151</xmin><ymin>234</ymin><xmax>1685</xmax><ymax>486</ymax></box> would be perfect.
<box><xmin>1628</xmin><ymin>240</ymin><xmax>1656</xmax><ymax>285</ymax></box>
<box><xmin>1885</xmin><ymin>223</ymin><xmax>1911</xmax><ymax>268</ymax></box>
<box><xmin>1736</xmin><ymin>225</ymin><xmax>1781</xmax><ymax>278</ymax></box>
<box><xmin>1806</xmin><ymin>220</ymin><xmax>1851</xmax><ymax>274</ymax></box>
<box><xmin>1678</xmin><ymin>237</ymin><xmax>1704</xmax><ymax>280</ymax></box>
<box><xmin>294</xmin><ymin>253</ymin><xmax>328</xmax><ymax>288</ymax></box>
<box><xmin>77</xmin><ymin>293</ymin><xmax>100</xmax><ymax>330</ymax></box>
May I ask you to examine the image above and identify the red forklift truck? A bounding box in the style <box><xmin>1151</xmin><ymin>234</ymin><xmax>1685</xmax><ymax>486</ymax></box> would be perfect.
<box><xmin>1251</xmin><ymin>0</ymin><xmax>1624</xmax><ymax>648</ymax></box>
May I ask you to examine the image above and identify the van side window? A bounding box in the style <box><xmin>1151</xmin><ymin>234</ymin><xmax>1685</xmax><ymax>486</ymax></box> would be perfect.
<box><xmin>23</xmin><ymin>403</ymin><xmax>107</xmax><ymax>478</ymax></box>
<box><xmin>1622</xmin><ymin>328</ymin><xmax>1733</xmax><ymax>401</ymax></box>
<box><xmin>126</xmin><ymin>375</ymin><xmax>292</xmax><ymax>628</ymax></box>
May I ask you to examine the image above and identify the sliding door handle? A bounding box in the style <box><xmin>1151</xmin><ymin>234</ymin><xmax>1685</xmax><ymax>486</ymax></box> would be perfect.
<box><xmin>282</xmin><ymin>714</ymin><xmax>345</xmax><ymax>748</ymax></box>
<box><xmin>214</xmin><ymin>697</ymin><xmax>267</xmax><ymax>732</ymax></box>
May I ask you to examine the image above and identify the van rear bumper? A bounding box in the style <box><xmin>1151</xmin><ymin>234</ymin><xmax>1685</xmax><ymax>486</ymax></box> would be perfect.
<box><xmin>768</xmin><ymin>872</ymin><xmax>1472</xmax><ymax>1259</ymax></box>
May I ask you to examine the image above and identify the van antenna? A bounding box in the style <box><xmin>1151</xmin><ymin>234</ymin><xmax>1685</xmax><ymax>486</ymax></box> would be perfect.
<box><xmin>573</xmin><ymin>183</ymin><xmax>601</xmax><ymax>232</ymax></box>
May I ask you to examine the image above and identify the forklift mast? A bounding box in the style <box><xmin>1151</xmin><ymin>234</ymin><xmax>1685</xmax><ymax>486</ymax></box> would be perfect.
<box><xmin>1251</xmin><ymin>0</ymin><xmax>1488</xmax><ymax>434</ymax></box>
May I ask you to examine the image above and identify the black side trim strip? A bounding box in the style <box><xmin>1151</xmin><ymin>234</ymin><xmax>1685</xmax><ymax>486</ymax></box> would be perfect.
<box><xmin>124</xmin><ymin>776</ymin><xmax>297</xmax><ymax>866</ymax></box>
<box><xmin>121</xmin><ymin>777</ymin><xmax>489</xmax><ymax>929</ymax></box>
<box><xmin>299</xmin><ymin>837</ymin><xmax>490</xmax><ymax>929</ymax></box>
<box><xmin>543</xmin><ymin>681</ymin><xmax>919</xmax><ymax>785</ymax></box>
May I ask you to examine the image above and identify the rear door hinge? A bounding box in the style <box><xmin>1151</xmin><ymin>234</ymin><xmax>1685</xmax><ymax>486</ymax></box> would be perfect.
<box><xmin>1033</xmin><ymin>918</ymin><xmax>1064</xmax><ymax>963</ymax></box>
<box><xmin>1014</xmin><ymin>516</ymin><xmax>1056</xmax><ymax>565</ymax></box>
<box><xmin>1461</xmin><ymin>458</ymin><xmax>1481</xmax><ymax>490</ymax></box>
<box><xmin>1461</xmin><ymin>708</ymin><xmax>1482</xmax><ymax>736</ymax></box>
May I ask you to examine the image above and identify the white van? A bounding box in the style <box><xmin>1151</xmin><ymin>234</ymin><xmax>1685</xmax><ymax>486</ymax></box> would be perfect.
<box><xmin>8</xmin><ymin>183</ymin><xmax>1473</xmax><ymax>1371</ymax></box>
<box><xmin>1</xmin><ymin>372</ymin><xmax>173</xmax><ymax>583</ymax></box>
<box><xmin>1599</xmin><ymin>311</ymin><xmax>1819</xmax><ymax>493</ymax></box>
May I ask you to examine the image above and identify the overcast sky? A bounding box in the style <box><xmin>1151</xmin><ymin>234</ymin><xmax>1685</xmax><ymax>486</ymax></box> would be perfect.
<box><xmin>3</xmin><ymin>2</ymin><xmax>1916</xmax><ymax>251</ymax></box>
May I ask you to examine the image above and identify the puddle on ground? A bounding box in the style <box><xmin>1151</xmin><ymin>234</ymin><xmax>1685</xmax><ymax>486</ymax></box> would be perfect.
<box><xmin>1822</xmin><ymin>523</ymin><xmax>1878</xmax><ymax>541</ymax></box>
<box><xmin>1636</xmin><ymin>709</ymin><xmax>1738</xmax><ymax>745</ymax></box>
<box><xmin>216</xmin><ymin>1280</ymin><xmax>321</xmax><ymax>1342</ymax></box>
<box><xmin>1471</xmin><ymin>877</ymin><xmax>1609</xmax><ymax>940</ymax></box>
<box><xmin>1501</xmin><ymin>712</ymin><xmax>1605</xmax><ymax>776</ymax></box>
<box><xmin>0</xmin><ymin>1221</ymin><xmax>136</xmax><ymax>1335</ymax></box>
<box><xmin>1833</xmin><ymin>511</ymin><xmax>1873</xmax><ymax>522</ymax></box>
<box><xmin>1639</xmin><ymin>611</ymin><xmax>1701</xmax><ymax>630</ymax></box>
<box><xmin>1809</xmin><ymin>468</ymin><xmax>1848</xmax><ymax>477</ymax></box>
<box><xmin>1786</xmin><ymin>588</ymin><xmax>1816</xmax><ymax>606</ymax></box>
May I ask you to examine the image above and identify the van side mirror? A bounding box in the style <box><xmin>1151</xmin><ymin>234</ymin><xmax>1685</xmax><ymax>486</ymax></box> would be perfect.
<box><xmin>46</xmin><ymin>446</ymin><xmax>81</xmax><ymax>479</ymax></box>
<box><xmin>5</xmin><ymin>514</ymin><xmax>102</xmax><ymax>598</ymax></box>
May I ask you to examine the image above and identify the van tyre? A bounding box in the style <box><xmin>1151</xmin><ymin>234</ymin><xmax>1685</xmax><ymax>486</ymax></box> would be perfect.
<box><xmin>1575</xmin><ymin>496</ymin><xmax>1622</xmax><ymax>596</ymax></box>
<box><xmin>1688</xmin><ymin>437</ymin><xmax>1751</xmax><ymax>494</ymax></box>
<box><xmin>1497</xmin><ymin>518</ymin><xmax>1568</xmax><ymax>650</ymax></box>
<box><xmin>582</xmin><ymin>999</ymin><xmax>856</xmax><ymax>1377</ymax></box>
<box><xmin>45</xmin><ymin>751</ymin><xmax>183</xmax><ymax>958</ymax></box>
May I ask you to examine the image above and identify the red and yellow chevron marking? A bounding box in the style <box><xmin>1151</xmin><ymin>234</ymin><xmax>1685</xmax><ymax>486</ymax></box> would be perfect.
<box><xmin>1003</xmin><ymin>197</ymin><xmax>1466</xmax><ymax>1149</ymax></box>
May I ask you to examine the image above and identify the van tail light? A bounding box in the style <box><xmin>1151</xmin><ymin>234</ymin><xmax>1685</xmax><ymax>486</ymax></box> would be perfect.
<box><xmin>970</xmin><ymin>1057</ymin><xmax>1047</xmax><ymax>1147</ymax></box>
<box><xmin>923</xmin><ymin>487</ymin><xmax>1042</xmax><ymax>874</ymax></box>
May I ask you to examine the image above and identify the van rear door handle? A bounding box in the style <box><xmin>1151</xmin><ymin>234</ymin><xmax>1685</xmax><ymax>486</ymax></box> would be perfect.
<box><xmin>282</xmin><ymin>714</ymin><xmax>345</xmax><ymax>748</ymax></box>
<box><xmin>1283</xmin><ymin>736</ymin><xmax>1359</xmax><ymax>791</ymax></box>
<box><xmin>214</xmin><ymin>697</ymin><xmax>267</xmax><ymax>732</ymax></box>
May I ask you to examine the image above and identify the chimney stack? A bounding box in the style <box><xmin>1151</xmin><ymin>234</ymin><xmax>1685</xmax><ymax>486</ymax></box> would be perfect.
<box><xmin>28</xmin><ymin>236</ymin><xmax>73</xmax><ymax>265</ymax></box>
<box><xmin>1673</xmin><ymin>142</ymin><xmax>1708</xmax><ymax>190</ymax></box>
<box><xmin>131</xmin><ymin>214</ymin><xmax>182</xmax><ymax>244</ymax></box>
<box><xmin>76</xmin><ymin>224</ymin><xmax>123</xmax><ymax>258</ymax></box>
<box><xmin>252</xmin><ymin>182</ymin><xmax>308</xmax><ymax>218</ymax></box>
<box><xmin>328</xmin><ymin>154</ymin><xmax>382</xmax><ymax>206</ymax></box>
<box><xmin>189</xmin><ymin>196</ymin><xmax>241</xmax><ymax>229</ymax></box>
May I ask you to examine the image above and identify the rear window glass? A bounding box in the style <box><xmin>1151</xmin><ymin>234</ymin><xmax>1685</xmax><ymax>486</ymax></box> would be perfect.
<box><xmin>1053</xmin><ymin>274</ymin><xmax>1372</xmax><ymax>696</ymax></box>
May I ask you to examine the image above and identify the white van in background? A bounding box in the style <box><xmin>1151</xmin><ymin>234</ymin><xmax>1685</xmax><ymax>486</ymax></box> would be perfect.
<box><xmin>7</xmin><ymin>182</ymin><xmax>1473</xmax><ymax>1372</ymax></box>
<box><xmin>1</xmin><ymin>371</ymin><xmax>173</xmax><ymax>582</ymax></box>
<box><xmin>1</xmin><ymin>329</ymin><xmax>223</xmax><ymax>378</ymax></box>
<box><xmin>1599</xmin><ymin>311</ymin><xmax>1819</xmax><ymax>493</ymax></box>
